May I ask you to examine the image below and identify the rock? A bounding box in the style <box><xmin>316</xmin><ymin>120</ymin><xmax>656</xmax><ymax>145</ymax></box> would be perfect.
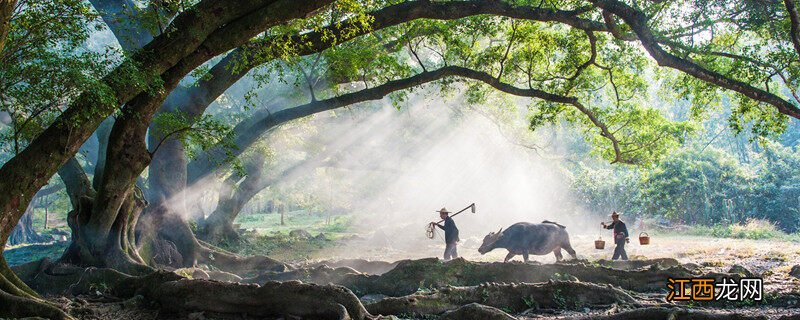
<box><xmin>790</xmin><ymin>265</ymin><xmax>800</xmax><ymax>279</ymax></box>
<box><xmin>289</xmin><ymin>229</ymin><xmax>312</xmax><ymax>239</ymax></box>
<box><xmin>550</xmin><ymin>273</ymin><xmax>579</xmax><ymax>282</ymax></box>
<box><xmin>728</xmin><ymin>264</ymin><xmax>756</xmax><ymax>277</ymax></box>
<box><xmin>313</xmin><ymin>233</ymin><xmax>329</xmax><ymax>241</ymax></box>
<box><xmin>440</xmin><ymin>303</ymin><xmax>516</xmax><ymax>320</ymax></box>
<box><xmin>682</xmin><ymin>262</ymin><xmax>702</xmax><ymax>271</ymax></box>
<box><xmin>205</xmin><ymin>270</ymin><xmax>243</xmax><ymax>282</ymax></box>
<box><xmin>174</xmin><ymin>268</ymin><xmax>210</xmax><ymax>280</ymax></box>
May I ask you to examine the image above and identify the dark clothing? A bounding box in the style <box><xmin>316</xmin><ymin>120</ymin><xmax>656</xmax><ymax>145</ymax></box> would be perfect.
<box><xmin>444</xmin><ymin>242</ymin><xmax>458</xmax><ymax>261</ymax></box>
<box><xmin>437</xmin><ymin>216</ymin><xmax>459</xmax><ymax>261</ymax></box>
<box><xmin>437</xmin><ymin>216</ymin><xmax>460</xmax><ymax>244</ymax></box>
<box><xmin>605</xmin><ymin>220</ymin><xmax>629</xmax><ymax>261</ymax></box>
<box><xmin>613</xmin><ymin>237</ymin><xmax>628</xmax><ymax>260</ymax></box>
<box><xmin>604</xmin><ymin>220</ymin><xmax>629</xmax><ymax>239</ymax></box>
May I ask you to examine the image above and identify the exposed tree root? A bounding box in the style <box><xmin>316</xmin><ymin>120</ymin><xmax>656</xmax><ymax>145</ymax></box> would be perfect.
<box><xmin>246</xmin><ymin>264</ymin><xmax>361</xmax><ymax>286</ymax></box>
<box><xmin>311</xmin><ymin>259</ymin><xmax>399</xmax><ymax>275</ymax></box>
<box><xmin>197</xmin><ymin>215</ymin><xmax>241</xmax><ymax>245</ymax></box>
<box><xmin>196</xmin><ymin>240</ymin><xmax>291</xmax><ymax>275</ymax></box>
<box><xmin>365</xmin><ymin>281</ymin><xmax>638</xmax><ymax>316</ymax></box>
<box><xmin>564</xmin><ymin>306</ymin><xmax>769</xmax><ymax>320</ymax></box>
<box><xmin>251</xmin><ymin>258</ymin><xmax>739</xmax><ymax>296</ymax></box>
<box><xmin>0</xmin><ymin>289</ymin><xmax>72</xmax><ymax>320</ymax></box>
<box><xmin>440</xmin><ymin>303</ymin><xmax>516</xmax><ymax>320</ymax></box>
<box><xmin>11</xmin><ymin>258</ymin><xmax>373</xmax><ymax>319</ymax></box>
<box><xmin>11</xmin><ymin>258</ymin><xmax>158</xmax><ymax>297</ymax></box>
<box><xmin>150</xmin><ymin>279</ymin><xmax>371</xmax><ymax>319</ymax></box>
<box><xmin>587</xmin><ymin>258</ymin><xmax>680</xmax><ymax>270</ymax></box>
<box><xmin>0</xmin><ymin>256</ymin><xmax>72</xmax><ymax>319</ymax></box>
<box><xmin>173</xmin><ymin>267</ymin><xmax>243</xmax><ymax>282</ymax></box>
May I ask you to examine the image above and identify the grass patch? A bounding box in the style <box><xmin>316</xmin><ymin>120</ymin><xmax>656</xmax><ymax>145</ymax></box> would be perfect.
<box><xmin>763</xmin><ymin>250</ymin><xmax>790</xmax><ymax>262</ymax></box>
<box><xmin>218</xmin><ymin>232</ymin><xmax>339</xmax><ymax>262</ymax></box>
<box><xmin>235</xmin><ymin>211</ymin><xmax>353</xmax><ymax>239</ymax></box>
<box><xmin>3</xmin><ymin>241</ymin><xmax>69</xmax><ymax>266</ymax></box>
<box><xmin>684</xmin><ymin>219</ymin><xmax>795</xmax><ymax>240</ymax></box>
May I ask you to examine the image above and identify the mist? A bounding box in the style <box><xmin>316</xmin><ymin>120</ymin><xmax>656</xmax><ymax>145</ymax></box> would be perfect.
<box><xmin>245</xmin><ymin>89</ymin><xmax>608</xmax><ymax>262</ymax></box>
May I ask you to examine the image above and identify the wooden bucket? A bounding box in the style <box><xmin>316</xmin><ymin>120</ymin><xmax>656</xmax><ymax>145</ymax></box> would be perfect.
<box><xmin>639</xmin><ymin>232</ymin><xmax>650</xmax><ymax>245</ymax></box>
<box><xmin>594</xmin><ymin>238</ymin><xmax>605</xmax><ymax>249</ymax></box>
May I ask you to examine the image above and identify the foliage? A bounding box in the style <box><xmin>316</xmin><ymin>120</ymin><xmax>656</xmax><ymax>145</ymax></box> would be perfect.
<box><xmin>0</xmin><ymin>0</ymin><xmax>108</xmax><ymax>155</ymax></box>
<box><xmin>640</xmin><ymin>147</ymin><xmax>754</xmax><ymax>225</ymax></box>
<box><xmin>685</xmin><ymin>219</ymin><xmax>795</xmax><ymax>240</ymax></box>
<box><xmin>572</xmin><ymin>136</ymin><xmax>800</xmax><ymax>232</ymax></box>
<box><xmin>151</xmin><ymin>111</ymin><xmax>236</xmax><ymax>161</ymax></box>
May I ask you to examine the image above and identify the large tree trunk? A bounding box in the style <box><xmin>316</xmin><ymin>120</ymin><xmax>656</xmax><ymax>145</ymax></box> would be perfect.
<box><xmin>59</xmin><ymin>0</ymin><xmax>333</xmax><ymax>269</ymax></box>
<box><xmin>0</xmin><ymin>1</ymin><xmax>331</xmax><ymax>318</ymax></box>
<box><xmin>98</xmin><ymin>0</ymin><xmax>335</xmax><ymax>269</ymax></box>
<box><xmin>0</xmin><ymin>254</ymin><xmax>70</xmax><ymax>319</ymax></box>
<box><xmin>199</xmin><ymin>153</ymin><xmax>267</xmax><ymax>243</ymax></box>
<box><xmin>7</xmin><ymin>183</ymin><xmax>64</xmax><ymax>246</ymax></box>
<box><xmin>8</xmin><ymin>205</ymin><xmax>49</xmax><ymax>246</ymax></box>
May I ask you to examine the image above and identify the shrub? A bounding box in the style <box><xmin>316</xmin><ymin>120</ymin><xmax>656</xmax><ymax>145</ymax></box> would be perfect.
<box><xmin>728</xmin><ymin>219</ymin><xmax>782</xmax><ymax>239</ymax></box>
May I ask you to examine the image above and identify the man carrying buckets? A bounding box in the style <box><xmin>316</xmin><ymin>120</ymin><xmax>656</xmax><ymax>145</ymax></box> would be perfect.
<box><xmin>601</xmin><ymin>211</ymin><xmax>629</xmax><ymax>260</ymax></box>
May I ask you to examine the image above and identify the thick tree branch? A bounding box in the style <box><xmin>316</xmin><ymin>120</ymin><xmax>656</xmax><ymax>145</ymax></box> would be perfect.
<box><xmin>89</xmin><ymin>0</ymin><xmax>335</xmax><ymax>247</ymax></box>
<box><xmin>592</xmin><ymin>0</ymin><xmax>800</xmax><ymax>120</ymax></box>
<box><xmin>170</xmin><ymin>0</ymin><xmax>607</xmax><ymax>122</ymax></box>
<box><xmin>188</xmin><ymin>66</ymin><xmax>629</xmax><ymax>183</ymax></box>
<box><xmin>88</xmin><ymin>0</ymin><xmax>158</xmax><ymax>52</ymax></box>
<box><xmin>0</xmin><ymin>1</ymin><xmax>290</xmax><ymax>242</ymax></box>
<box><xmin>0</xmin><ymin>0</ymin><xmax>15</xmax><ymax>54</ymax></box>
<box><xmin>784</xmin><ymin>0</ymin><xmax>800</xmax><ymax>60</ymax></box>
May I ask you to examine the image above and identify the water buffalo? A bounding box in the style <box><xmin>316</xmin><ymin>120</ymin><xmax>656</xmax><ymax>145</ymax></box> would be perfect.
<box><xmin>478</xmin><ymin>221</ymin><xmax>577</xmax><ymax>262</ymax></box>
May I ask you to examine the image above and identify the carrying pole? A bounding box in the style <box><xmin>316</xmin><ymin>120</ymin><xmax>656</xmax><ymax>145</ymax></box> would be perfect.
<box><xmin>426</xmin><ymin>203</ymin><xmax>475</xmax><ymax>239</ymax></box>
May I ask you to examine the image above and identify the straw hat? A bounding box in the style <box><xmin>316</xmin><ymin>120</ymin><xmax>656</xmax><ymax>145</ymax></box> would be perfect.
<box><xmin>610</xmin><ymin>211</ymin><xmax>621</xmax><ymax>217</ymax></box>
<box><xmin>437</xmin><ymin>208</ymin><xmax>451</xmax><ymax>214</ymax></box>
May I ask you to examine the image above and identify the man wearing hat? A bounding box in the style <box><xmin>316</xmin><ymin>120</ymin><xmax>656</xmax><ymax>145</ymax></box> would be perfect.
<box><xmin>433</xmin><ymin>207</ymin><xmax>460</xmax><ymax>261</ymax></box>
<box><xmin>602</xmin><ymin>211</ymin><xmax>629</xmax><ymax>260</ymax></box>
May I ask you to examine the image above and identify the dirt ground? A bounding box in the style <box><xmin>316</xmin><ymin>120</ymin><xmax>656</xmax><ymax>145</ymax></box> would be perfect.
<box><xmin>312</xmin><ymin>232</ymin><xmax>800</xmax><ymax>273</ymax></box>
<box><xmin>8</xmin><ymin>231</ymin><xmax>800</xmax><ymax>319</ymax></box>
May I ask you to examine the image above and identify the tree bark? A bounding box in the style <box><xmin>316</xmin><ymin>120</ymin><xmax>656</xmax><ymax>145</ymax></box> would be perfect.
<box><xmin>188</xmin><ymin>66</ymin><xmax>624</xmax><ymax>183</ymax></box>
<box><xmin>200</xmin><ymin>153</ymin><xmax>267</xmax><ymax>243</ymax></box>
<box><xmin>0</xmin><ymin>2</ymin><xmax>320</xmax><ymax>316</ymax></box>
<box><xmin>91</xmin><ymin>0</ymin><xmax>334</xmax><ymax>267</ymax></box>
<box><xmin>87</xmin><ymin>0</ymin><xmax>157</xmax><ymax>52</ymax></box>
<box><xmin>7</xmin><ymin>184</ymin><xmax>64</xmax><ymax>245</ymax></box>
<box><xmin>8</xmin><ymin>205</ymin><xmax>49</xmax><ymax>245</ymax></box>
<box><xmin>0</xmin><ymin>254</ymin><xmax>70</xmax><ymax>319</ymax></box>
<box><xmin>55</xmin><ymin>0</ymin><xmax>333</xmax><ymax>270</ymax></box>
<box><xmin>592</xmin><ymin>0</ymin><xmax>800</xmax><ymax>119</ymax></box>
<box><xmin>184</xmin><ymin>1</ymin><xmax>606</xmax><ymax>186</ymax></box>
<box><xmin>0</xmin><ymin>0</ymin><xmax>15</xmax><ymax>54</ymax></box>
<box><xmin>784</xmin><ymin>0</ymin><xmax>800</xmax><ymax>61</ymax></box>
<box><xmin>0</xmin><ymin>0</ymin><xmax>280</xmax><ymax>252</ymax></box>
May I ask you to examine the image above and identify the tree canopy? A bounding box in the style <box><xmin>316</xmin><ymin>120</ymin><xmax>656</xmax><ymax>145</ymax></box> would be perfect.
<box><xmin>2</xmin><ymin>0</ymin><xmax>800</xmax><ymax>318</ymax></box>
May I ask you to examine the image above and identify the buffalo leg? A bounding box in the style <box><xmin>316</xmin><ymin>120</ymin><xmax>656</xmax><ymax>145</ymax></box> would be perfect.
<box><xmin>503</xmin><ymin>252</ymin><xmax>516</xmax><ymax>263</ymax></box>
<box><xmin>522</xmin><ymin>252</ymin><xmax>529</xmax><ymax>263</ymax></box>
<box><xmin>553</xmin><ymin>248</ymin><xmax>563</xmax><ymax>262</ymax></box>
<box><xmin>563</xmin><ymin>242</ymin><xmax>577</xmax><ymax>259</ymax></box>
